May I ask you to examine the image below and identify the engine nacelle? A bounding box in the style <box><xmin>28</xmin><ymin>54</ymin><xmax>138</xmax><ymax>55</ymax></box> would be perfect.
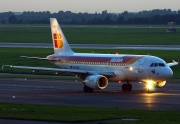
<box><xmin>156</xmin><ymin>80</ymin><xmax>166</xmax><ymax>87</ymax></box>
<box><xmin>84</xmin><ymin>75</ymin><xmax>108</xmax><ymax>89</ymax></box>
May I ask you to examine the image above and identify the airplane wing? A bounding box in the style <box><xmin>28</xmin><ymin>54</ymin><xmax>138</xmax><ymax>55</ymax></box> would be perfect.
<box><xmin>167</xmin><ymin>60</ymin><xmax>179</xmax><ymax>67</ymax></box>
<box><xmin>2</xmin><ymin>64</ymin><xmax>115</xmax><ymax>76</ymax></box>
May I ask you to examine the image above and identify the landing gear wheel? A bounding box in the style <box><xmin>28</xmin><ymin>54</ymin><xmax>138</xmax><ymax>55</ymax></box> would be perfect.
<box><xmin>83</xmin><ymin>85</ymin><xmax>94</xmax><ymax>93</ymax></box>
<box><xmin>83</xmin><ymin>85</ymin><xmax>89</xmax><ymax>93</ymax></box>
<box><xmin>127</xmin><ymin>84</ymin><xmax>132</xmax><ymax>91</ymax></box>
<box><xmin>122</xmin><ymin>83</ymin><xmax>132</xmax><ymax>91</ymax></box>
<box><xmin>88</xmin><ymin>88</ymin><xmax>94</xmax><ymax>93</ymax></box>
<box><xmin>122</xmin><ymin>84</ymin><xmax>127</xmax><ymax>91</ymax></box>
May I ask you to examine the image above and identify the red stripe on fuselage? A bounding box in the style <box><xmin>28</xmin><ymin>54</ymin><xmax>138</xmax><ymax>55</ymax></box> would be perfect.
<box><xmin>48</xmin><ymin>55</ymin><xmax>144</xmax><ymax>64</ymax></box>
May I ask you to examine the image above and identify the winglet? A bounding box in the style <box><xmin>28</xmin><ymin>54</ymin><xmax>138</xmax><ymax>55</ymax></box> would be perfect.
<box><xmin>1</xmin><ymin>64</ymin><xmax>14</xmax><ymax>69</ymax></box>
<box><xmin>173</xmin><ymin>60</ymin><xmax>179</xmax><ymax>65</ymax></box>
<box><xmin>1</xmin><ymin>63</ymin><xmax>4</xmax><ymax>70</ymax></box>
<box><xmin>167</xmin><ymin>60</ymin><xmax>179</xmax><ymax>67</ymax></box>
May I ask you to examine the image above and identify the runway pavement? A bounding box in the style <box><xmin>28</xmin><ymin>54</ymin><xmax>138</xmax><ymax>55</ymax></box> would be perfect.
<box><xmin>0</xmin><ymin>78</ymin><xmax>180</xmax><ymax>110</ymax></box>
<box><xmin>1</xmin><ymin>42</ymin><xmax>180</xmax><ymax>50</ymax></box>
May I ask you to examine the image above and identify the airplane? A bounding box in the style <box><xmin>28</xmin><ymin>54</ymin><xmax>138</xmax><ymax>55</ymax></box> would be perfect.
<box><xmin>2</xmin><ymin>18</ymin><xmax>179</xmax><ymax>93</ymax></box>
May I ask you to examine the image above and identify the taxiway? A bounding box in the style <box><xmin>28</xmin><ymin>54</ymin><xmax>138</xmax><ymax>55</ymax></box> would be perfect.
<box><xmin>0</xmin><ymin>78</ymin><xmax>180</xmax><ymax>110</ymax></box>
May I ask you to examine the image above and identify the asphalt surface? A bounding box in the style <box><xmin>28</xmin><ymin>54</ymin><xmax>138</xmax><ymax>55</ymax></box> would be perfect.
<box><xmin>0</xmin><ymin>78</ymin><xmax>180</xmax><ymax>110</ymax></box>
<box><xmin>0</xmin><ymin>78</ymin><xmax>180</xmax><ymax>124</ymax></box>
<box><xmin>0</xmin><ymin>119</ymin><xmax>67</xmax><ymax>124</ymax></box>
<box><xmin>1</xmin><ymin>42</ymin><xmax>180</xmax><ymax>50</ymax></box>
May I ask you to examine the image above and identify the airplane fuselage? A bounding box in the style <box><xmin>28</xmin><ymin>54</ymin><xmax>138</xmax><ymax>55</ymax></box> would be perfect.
<box><xmin>48</xmin><ymin>53</ymin><xmax>173</xmax><ymax>84</ymax></box>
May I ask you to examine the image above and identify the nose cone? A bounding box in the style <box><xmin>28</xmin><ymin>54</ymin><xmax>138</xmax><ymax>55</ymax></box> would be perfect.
<box><xmin>162</xmin><ymin>67</ymin><xmax>173</xmax><ymax>79</ymax></box>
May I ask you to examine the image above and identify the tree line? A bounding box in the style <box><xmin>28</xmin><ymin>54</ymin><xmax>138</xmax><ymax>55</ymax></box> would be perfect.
<box><xmin>0</xmin><ymin>9</ymin><xmax>180</xmax><ymax>25</ymax></box>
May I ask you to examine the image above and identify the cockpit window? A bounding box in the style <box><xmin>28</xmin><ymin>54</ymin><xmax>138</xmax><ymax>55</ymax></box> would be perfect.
<box><xmin>150</xmin><ymin>63</ymin><xmax>154</xmax><ymax>67</ymax></box>
<box><xmin>150</xmin><ymin>63</ymin><xmax>165</xmax><ymax>67</ymax></box>
<box><xmin>158</xmin><ymin>63</ymin><xmax>165</xmax><ymax>67</ymax></box>
<box><xmin>154</xmin><ymin>63</ymin><xmax>158</xmax><ymax>67</ymax></box>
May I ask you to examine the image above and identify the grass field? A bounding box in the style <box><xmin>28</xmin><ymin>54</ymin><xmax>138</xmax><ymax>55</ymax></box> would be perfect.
<box><xmin>1</xmin><ymin>47</ymin><xmax>180</xmax><ymax>78</ymax></box>
<box><xmin>0</xmin><ymin>103</ymin><xmax>180</xmax><ymax>124</ymax></box>
<box><xmin>0</xmin><ymin>25</ymin><xmax>180</xmax><ymax>45</ymax></box>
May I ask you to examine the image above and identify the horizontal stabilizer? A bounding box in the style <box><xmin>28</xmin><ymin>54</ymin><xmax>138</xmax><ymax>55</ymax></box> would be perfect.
<box><xmin>20</xmin><ymin>56</ymin><xmax>48</xmax><ymax>60</ymax></box>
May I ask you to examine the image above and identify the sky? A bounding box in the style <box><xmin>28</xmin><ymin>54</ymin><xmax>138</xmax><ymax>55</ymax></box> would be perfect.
<box><xmin>1</xmin><ymin>0</ymin><xmax>179</xmax><ymax>13</ymax></box>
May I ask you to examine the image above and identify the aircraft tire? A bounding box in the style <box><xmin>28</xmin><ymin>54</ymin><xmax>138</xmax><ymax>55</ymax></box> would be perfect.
<box><xmin>127</xmin><ymin>84</ymin><xmax>132</xmax><ymax>91</ymax></box>
<box><xmin>83</xmin><ymin>85</ymin><xmax>94</xmax><ymax>93</ymax></box>
<box><xmin>122</xmin><ymin>84</ymin><xmax>127</xmax><ymax>91</ymax></box>
<box><xmin>88</xmin><ymin>88</ymin><xmax>94</xmax><ymax>93</ymax></box>
<box><xmin>83</xmin><ymin>85</ymin><xmax>89</xmax><ymax>93</ymax></box>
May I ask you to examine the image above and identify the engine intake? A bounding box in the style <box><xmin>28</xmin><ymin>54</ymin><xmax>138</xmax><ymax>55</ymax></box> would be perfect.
<box><xmin>156</xmin><ymin>81</ymin><xmax>166</xmax><ymax>87</ymax></box>
<box><xmin>85</xmin><ymin>75</ymin><xmax>108</xmax><ymax>89</ymax></box>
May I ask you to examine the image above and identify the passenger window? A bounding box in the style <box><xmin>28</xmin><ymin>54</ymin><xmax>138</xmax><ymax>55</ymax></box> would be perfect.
<box><xmin>154</xmin><ymin>63</ymin><xmax>158</xmax><ymax>67</ymax></box>
<box><xmin>150</xmin><ymin>63</ymin><xmax>154</xmax><ymax>67</ymax></box>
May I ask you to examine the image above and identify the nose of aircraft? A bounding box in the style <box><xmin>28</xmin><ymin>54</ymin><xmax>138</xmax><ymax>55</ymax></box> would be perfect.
<box><xmin>161</xmin><ymin>67</ymin><xmax>173</xmax><ymax>79</ymax></box>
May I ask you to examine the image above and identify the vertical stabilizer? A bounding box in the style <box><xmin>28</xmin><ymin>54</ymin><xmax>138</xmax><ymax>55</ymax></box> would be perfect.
<box><xmin>50</xmin><ymin>18</ymin><xmax>74</xmax><ymax>55</ymax></box>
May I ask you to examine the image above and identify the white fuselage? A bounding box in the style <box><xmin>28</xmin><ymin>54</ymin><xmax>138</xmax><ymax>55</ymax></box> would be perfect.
<box><xmin>48</xmin><ymin>53</ymin><xmax>173</xmax><ymax>83</ymax></box>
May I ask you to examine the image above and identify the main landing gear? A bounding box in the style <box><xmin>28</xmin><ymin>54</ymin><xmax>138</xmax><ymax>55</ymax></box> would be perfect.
<box><xmin>83</xmin><ymin>85</ymin><xmax>94</xmax><ymax>93</ymax></box>
<box><xmin>122</xmin><ymin>83</ymin><xmax>132</xmax><ymax>91</ymax></box>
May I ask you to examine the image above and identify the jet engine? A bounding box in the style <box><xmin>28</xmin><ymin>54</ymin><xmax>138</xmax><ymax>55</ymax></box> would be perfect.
<box><xmin>156</xmin><ymin>80</ymin><xmax>166</xmax><ymax>87</ymax></box>
<box><xmin>84</xmin><ymin>75</ymin><xmax>108</xmax><ymax>89</ymax></box>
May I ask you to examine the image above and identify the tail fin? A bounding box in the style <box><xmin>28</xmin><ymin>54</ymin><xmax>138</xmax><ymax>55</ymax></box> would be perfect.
<box><xmin>50</xmin><ymin>18</ymin><xmax>74</xmax><ymax>55</ymax></box>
